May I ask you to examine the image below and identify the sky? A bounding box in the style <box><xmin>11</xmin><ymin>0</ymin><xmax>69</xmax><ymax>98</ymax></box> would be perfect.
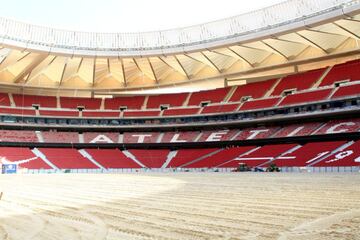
<box><xmin>0</xmin><ymin>0</ymin><xmax>286</xmax><ymax>33</ymax></box>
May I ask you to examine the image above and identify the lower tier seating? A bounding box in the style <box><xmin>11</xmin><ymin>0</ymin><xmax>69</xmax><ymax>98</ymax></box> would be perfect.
<box><xmin>1</xmin><ymin>140</ymin><xmax>358</xmax><ymax>170</ymax></box>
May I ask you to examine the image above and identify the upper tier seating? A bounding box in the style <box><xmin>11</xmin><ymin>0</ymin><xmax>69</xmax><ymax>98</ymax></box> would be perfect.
<box><xmin>320</xmin><ymin>60</ymin><xmax>360</xmax><ymax>86</ymax></box>
<box><xmin>201</xmin><ymin>104</ymin><xmax>239</xmax><ymax>114</ymax></box>
<box><xmin>83</xmin><ymin>132</ymin><xmax>120</xmax><ymax>143</ymax></box>
<box><xmin>314</xmin><ymin>118</ymin><xmax>360</xmax><ymax>135</ymax></box>
<box><xmin>104</xmin><ymin>96</ymin><xmax>145</xmax><ymax>110</ymax></box>
<box><xmin>234</xmin><ymin>144</ymin><xmax>298</xmax><ymax>167</ymax></box>
<box><xmin>313</xmin><ymin>140</ymin><xmax>360</xmax><ymax>167</ymax></box>
<box><xmin>331</xmin><ymin>82</ymin><xmax>360</xmax><ymax>99</ymax></box>
<box><xmin>198</xmin><ymin>129</ymin><xmax>239</xmax><ymax>142</ymax></box>
<box><xmin>187</xmin><ymin>87</ymin><xmax>230</xmax><ymax>106</ymax></box>
<box><xmin>271</xmin><ymin>68</ymin><xmax>325</xmax><ymax>96</ymax></box>
<box><xmin>184</xmin><ymin>146</ymin><xmax>256</xmax><ymax>168</ymax></box>
<box><xmin>0</xmin><ymin>93</ymin><xmax>11</xmax><ymax>106</ymax></box>
<box><xmin>146</xmin><ymin>93</ymin><xmax>188</xmax><ymax>109</ymax></box>
<box><xmin>41</xmin><ymin>131</ymin><xmax>79</xmax><ymax>143</ymax></box>
<box><xmin>0</xmin><ymin>147</ymin><xmax>51</xmax><ymax>169</ymax></box>
<box><xmin>123</xmin><ymin>132</ymin><xmax>160</xmax><ymax>143</ymax></box>
<box><xmin>161</xmin><ymin>131</ymin><xmax>200</xmax><ymax>143</ymax></box>
<box><xmin>0</xmin><ymin>107</ymin><xmax>36</xmax><ymax>116</ymax></box>
<box><xmin>60</xmin><ymin>97</ymin><xmax>101</xmax><ymax>110</ymax></box>
<box><xmin>38</xmin><ymin>148</ymin><xmax>98</xmax><ymax>169</ymax></box>
<box><xmin>229</xmin><ymin>79</ymin><xmax>277</xmax><ymax>102</ymax></box>
<box><xmin>123</xmin><ymin>110</ymin><xmax>160</xmax><ymax>117</ymax></box>
<box><xmin>85</xmin><ymin>149</ymin><xmax>141</xmax><ymax>168</ymax></box>
<box><xmin>272</xmin><ymin>141</ymin><xmax>347</xmax><ymax>167</ymax></box>
<box><xmin>234</xmin><ymin>127</ymin><xmax>280</xmax><ymax>140</ymax></box>
<box><xmin>163</xmin><ymin>107</ymin><xmax>200</xmax><ymax>116</ymax></box>
<box><xmin>13</xmin><ymin>94</ymin><xmax>57</xmax><ymax>108</ymax></box>
<box><xmin>167</xmin><ymin>149</ymin><xmax>218</xmax><ymax>168</ymax></box>
<box><xmin>272</xmin><ymin>122</ymin><xmax>322</xmax><ymax>138</ymax></box>
<box><xmin>239</xmin><ymin>97</ymin><xmax>281</xmax><ymax>111</ymax></box>
<box><xmin>129</xmin><ymin>149</ymin><xmax>170</xmax><ymax>168</ymax></box>
<box><xmin>39</xmin><ymin>110</ymin><xmax>79</xmax><ymax>117</ymax></box>
<box><xmin>82</xmin><ymin>111</ymin><xmax>120</xmax><ymax>118</ymax></box>
<box><xmin>277</xmin><ymin>88</ymin><xmax>332</xmax><ymax>106</ymax></box>
<box><xmin>0</xmin><ymin>130</ymin><xmax>38</xmax><ymax>142</ymax></box>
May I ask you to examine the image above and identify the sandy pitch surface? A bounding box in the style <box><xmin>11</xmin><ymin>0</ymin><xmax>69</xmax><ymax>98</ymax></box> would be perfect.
<box><xmin>0</xmin><ymin>173</ymin><xmax>359</xmax><ymax>240</ymax></box>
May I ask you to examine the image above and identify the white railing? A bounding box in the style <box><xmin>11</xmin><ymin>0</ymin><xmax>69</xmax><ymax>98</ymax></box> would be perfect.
<box><xmin>0</xmin><ymin>0</ymin><xmax>358</xmax><ymax>56</ymax></box>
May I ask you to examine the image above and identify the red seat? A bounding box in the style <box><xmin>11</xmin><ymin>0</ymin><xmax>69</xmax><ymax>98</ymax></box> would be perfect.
<box><xmin>163</xmin><ymin>107</ymin><xmax>200</xmax><ymax>116</ymax></box>
<box><xmin>0</xmin><ymin>93</ymin><xmax>11</xmax><ymax>106</ymax></box>
<box><xmin>129</xmin><ymin>149</ymin><xmax>169</xmax><ymax>168</ymax></box>
<box><xmin>167</xmin><ymin>149</ymin><xmax>218</xmax><ymax>168</ymax></box>
<box><xmin>331</xmin><ymin>83</ymin><xmax>360</xmax><ymax>99</ymax></box>
<box><xmin>42</xmin><ymin>131</ymin><xmax>79</xmax><ymax>143</ymax></box>
<box><xmin>104</xmin><ymin>96</ymin><xmax>145</xmax><ymax>110</ymax></box>
<box><xmin>60</xmin><ymin>97</ymin><xmax>101</xmax><ymax>110</ymax></box>
<box><xmin>313</xmin><ymin>141</ymin><xmax>360</xmax><ymax>167</ymax></box>
<box><xmin>85</xmin><ymin>149</ymin><xmax>141</xmax><ymax>168</ymax></box>
<box><xmin>320</xmin><ymin>60</ymin><xmax>360</xmax><ymax>86</ymax></box>
<box><xmin>187</xmin><ymin>87</ymin><xmax>230</xmax><ymax>106</ymax></box>
<box><xmin>0</xmin><ymin>147</ymin><xmax>51</xmax><ymax>169</ymax></box>
<box><xmin>13</xmin><ymin>94</ymin><xmax>57</xmax><ymax>108</ymax></box>
<box><xmin>278</xmin><ymin>89</ymin><xmax>332</xmax><ymax>106</ymax></box>
<box><xmin>272</xmin><ymin>141</ymin><xmax>347</xmax><ymax>167</ymax></box>
<box><xmin>229</xmin><ymin>79</ymin><xmax>277</xmax><ymax>102</ymax></box>
<box><xmin>147</xmin><ymin>93</ymin><xmax>188</xmax><ymax>109</ymax></box>
<box><xmin>239</xmin><ymin>97</ymin><xmax>281</xmax><ymax>111</ymax></box>
<box><xmin>39</xmin><ymin>148</ymin><xmax>98</xmax><ymax>169</ymax></box>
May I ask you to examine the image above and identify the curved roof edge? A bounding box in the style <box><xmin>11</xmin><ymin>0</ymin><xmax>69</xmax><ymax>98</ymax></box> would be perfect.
<box><xmin>0</xmin><ymin>0</ymin><xmax>359</xmax><ymax>57</ymax></box>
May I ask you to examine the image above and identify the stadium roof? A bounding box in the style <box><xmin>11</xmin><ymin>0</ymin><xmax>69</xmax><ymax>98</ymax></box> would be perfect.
<box><xmin>0</xmin><ymin>0</ymin><xmax>360</xmax><ymax>95</ymax></box>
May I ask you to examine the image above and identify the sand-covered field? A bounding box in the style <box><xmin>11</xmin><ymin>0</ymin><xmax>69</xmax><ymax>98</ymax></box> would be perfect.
<box><xmin>0</xmin><ymin>173</ymin><xmax>359</xmax><ymax>240</ymax></box>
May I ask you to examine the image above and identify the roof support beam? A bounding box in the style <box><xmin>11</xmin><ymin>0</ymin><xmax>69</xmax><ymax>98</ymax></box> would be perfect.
<box><xmin>226</xmin><ymin>47</ymin><xmax>254</xmax><ymax>67</ymax></box>
<box><xmin>158</xmin><ymin>57</ymin><xmax>189</xmax><ymax>80</ymax></box>
<box><xmin>260</xmin><ymin>40</ymin><xmax>289</xmax><ymax>60</ymax></box>
<box><xmin>14</xmin><ymin>54</ymin><xmax>48</xmax><ymax>83</ymax></box>
<box><xmin>174</xmin><ymin>56</ymin><xmax>191</xmax><ymax>80</ymax></box>
<box><xmin>147</xmin><ymin>58</ymin><xmax>159</xmax><ymax>84</ymax></box>
<box><xmin>295</xmin><ymin>32</ymin><xmax>328</xmax><ymax>54</ymax></box>
<box><xmin>120</xmin><ymin>58</ymin><xmax>127</xmax><ymax>87</ymax></box>
<box><xmin>200</xmin><ymin>52</ymin><xmax>221</xmax><ymax>73</ymax></box>
<box><xmin>332</xmin><ymin>22</ymin><xmax>360</xmax><ymax>40</ymax></box>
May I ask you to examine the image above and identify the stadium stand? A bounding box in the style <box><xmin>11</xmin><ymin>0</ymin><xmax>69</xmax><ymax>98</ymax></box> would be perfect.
<box><xmin>128</xmin><ymin>149</ymin><xmax>170</xmax><ymax>168</ymax></box>
<box><xmin>277</xmin><ymin>88</ymin><xmax>333</xmax><ymax>106</ymax></box>
<box><xmin>228</xmin><ymin>79</ymin><xmax>277</xmax><ymax>102</ymax></box>
<box><xmin>201</xmin><ymin>103</ymin><xmax>239</xmax><ymax>114</ymax></box>
<box><xmin>0</xmin><ymin>147</ymin><xmax>51</xmax><ymax>169</ymax></box>
<box><xmin>146</xmin><ymin>93</ymin><xmax>188</xmax><ymax>108</ymax></box>
<box><xmin>38</xmin><ymin>148</ymin><xmax>98</xmax><ymax>169</ymax></box>
<box><xmin>320</xmin><ymin>60</ymin><xmax>360</xmax><ymax>86</ymax></box>
<box><xmin>187</xmin><ymin>87</ymin><xmax>230</xmax><ymax>106</ymax></box>
<box><xmin>162</xmin><ymin>107</ymin><xmax>200</xmax><ymax>116</ymax></box>
<box><xmin>104</xmin><ymin>96</ymin><xmax>145</xmax><ymax>110</ymax></box>
<box><xmin>0</xmin><ymin>130</ymin><xmax>38</xmax><ymax>142</ymax></box>
<box><xmin>271</xmin><ymin>68</ymin><xmax>326</xmax><ymax>96</ymax></box>
<box><xmin>123</xmin><ymin>110</ymin><xmax>160</xmax><ymax>117</ymax></box>
<box><xmin>41</xmin><ymin>131</ymin><xmax>79</xmax><ymax>143</ymax></box>
<box><xmin>331</xmin><ymin>82</ymin><xmax>360</xmax><ymax>99</ymax></box>
<box><xmin>239</xmin><ymin>97</ymin><xmax>281</xmax><ymax>110</ymax></box>
<box><xmin>39</xmin><ymin>110</ymin><xmax>79</xmax><ymax>117</ymax></box>
<box><xmin>13</xmin><ymin>94</ymin><xmax>57</xmax><ymax>108</ymax></box>
<box><xmin>0</xmin><ymin>107</ymin><xmax>36</xmax><ymax>116</ymax></box>
<box><xmin>84</xmin><ymin>149</ymin><xmax>141</xmax><ymax>168</ymax></box>
<box><xmin>166</xmin><ymin>148</ymin><xmax>218</xmax><ymax>168</ymax></box>
<box><xmin>0</xmin><ymin>93</ymin><xmax>11</xmax><ymax>106</ymax></box>
<box><xmin>60</xmin><ymin>97</ymin><xmax>101</xmax><ymax>110</ymax></box>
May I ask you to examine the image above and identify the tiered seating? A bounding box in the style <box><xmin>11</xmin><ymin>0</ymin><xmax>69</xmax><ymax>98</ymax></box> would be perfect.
<box><xmin>314</xmin><ymin>119</ymin><xmax>360</xmax><ymax>135</ymax></box>
<box><xmin>82</xmin><ymin>111</ymin><xmax>120</xmax><ymax>118</ymax></box>
<box><xmin>229</xmin><ymin>79</ymin><xmax>277</xmax><ymax>102</ymax></box>
<box><xmin>198</xmin><ymin>130</ymin><xmax>239</xmax><ymax>142</ymax></box>
<box><xmin>184</xmin><ymin>146</ymin><xmax>256</xmax><ymax>168</ymax></box>
<box><xmin>234</xmin><ymin>144</ymin><xmax>298</xmax><ymax>167</ymax></box>
<box><xmin>201</xmin><ymin>104</ymin><xmax>239</xmax><ymax>114</ymax></box>
<box><xmin>129</xmin><ymin>149</ymin><xmax>169</xmax><ymax>168</ymax></box>
<box><xmin>60</xmin><ymin>97</ymin><xmax>101</xmax><ymax>110</ymax></box>
<box><xmin>313</xmin><ymin>140</ymin><xmax>360</xmax><ymax>167</ymax></box>
<box><xmin>331</xmin><ymin>83</ymin><xmax>360</xmax><ymax>99</ymax></box>
<box><xmin>167</xmin><ymin>149</ymin><xmax>218</xmax><ymax>168</ymax></box>
<box><xmin>39</xmin><ymin>110</ymin><xmax>79</xmax><ymax>117</ymax></box>
<box><xmin>146</xmin><ymin>93</ymin><xmax>188</xmax><ymax>109</ymax></box>
<box><xmin>278</xmin><ymin>88</ymin><xmax>332</xmax><ymax>106</ymax></box>
<box><xmin>320</xmin><ymin>60</ymin><xmax>360</xmax><ymax>86</ymax></box>
<box><xmin>41</xmin><ymin>131</ymin><xmax>79</xmax><ymax>143</ymax></box>
<box><xmin>104</xmin><ymin>96</ymin><xmax>145</xmax><ymax>110</ymax></box>
<box><xmin>83</xmin><ymin>132</ymin><xmax>119</xmax><ymax>143</ymax></box>
<box><xmin>0</xmin><ymin>93</ymin><xmax>11</xmax><ymax>106</ymax></box>
<box><xmin>13</xmin><ymin>94</ymin><xmax>57</xmax><ymax>108</ymax></box>
<box><xmin>39</xmin><ymin>148</ymin><xmax>97</xmax><ymax>169</ymax></box>
<box><xmin>123</xmin><ymin>132</ymin><xmax>160</xmax><ymax>143</ymax></box>
<box><xmin>0</xmin><ymin>107</ymin><xmax>36</xmax><ymax>116</ymax></box>
<box><xmin>272</xmin><ymin>141</ymin><xmax>347</xmax><ymax>167</ymax></box>
<box><xmin>85</xmin><ymin>149</ymin><xmax>141</xmax><ymax>168</ymax></box>
<box><xmin>0</xmin><ymin>130</ymin><xmax>38</xmax><ymax>142</ymax></box>
<box><xmin>271</xmin><ymin>68</ymin><xmax>325</xmax><ymax>96</ymax></box>
<box><xmin>161</xmin><ymin>131</ymin><xmax>200</xmax><ymax>143</ymax></box>
<box><xmin>234</xmin><ymin>127</ymin><xmax>280</xmax><ymax>140</ymax></box>
<box><xmin>273</xmin><ymin>123</ymin><xmax>322</xmax><ymax>138</ymax></box>
<box><xmin>163</xmin><ymin>107</ymin><xmax>200</xmax><ymax>116</ymax></box>
<box><xmin>187</xmin><ymin>87</ymin><xmax>230</xmax><ymax>106</ymax></box>
<box><xmin>0</xmin><ymin>147</ymin><xmax>51</xmax><ymax>169</ymax></box>
<box><xmin>123</xmin><ymin>110</ymin><xmax>160</xmax><ymax>117</ymax></box>
<box><xmin>239</xmin><ymin>97</ymin><xmax>281</xmax><ymax>111</ymax></box>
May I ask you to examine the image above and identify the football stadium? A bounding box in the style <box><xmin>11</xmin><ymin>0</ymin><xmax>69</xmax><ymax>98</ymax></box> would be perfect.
<box><xmin>0</xmin><ymin>0</ymin><xmax>360</xmax><ymax>239</ymax></box>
